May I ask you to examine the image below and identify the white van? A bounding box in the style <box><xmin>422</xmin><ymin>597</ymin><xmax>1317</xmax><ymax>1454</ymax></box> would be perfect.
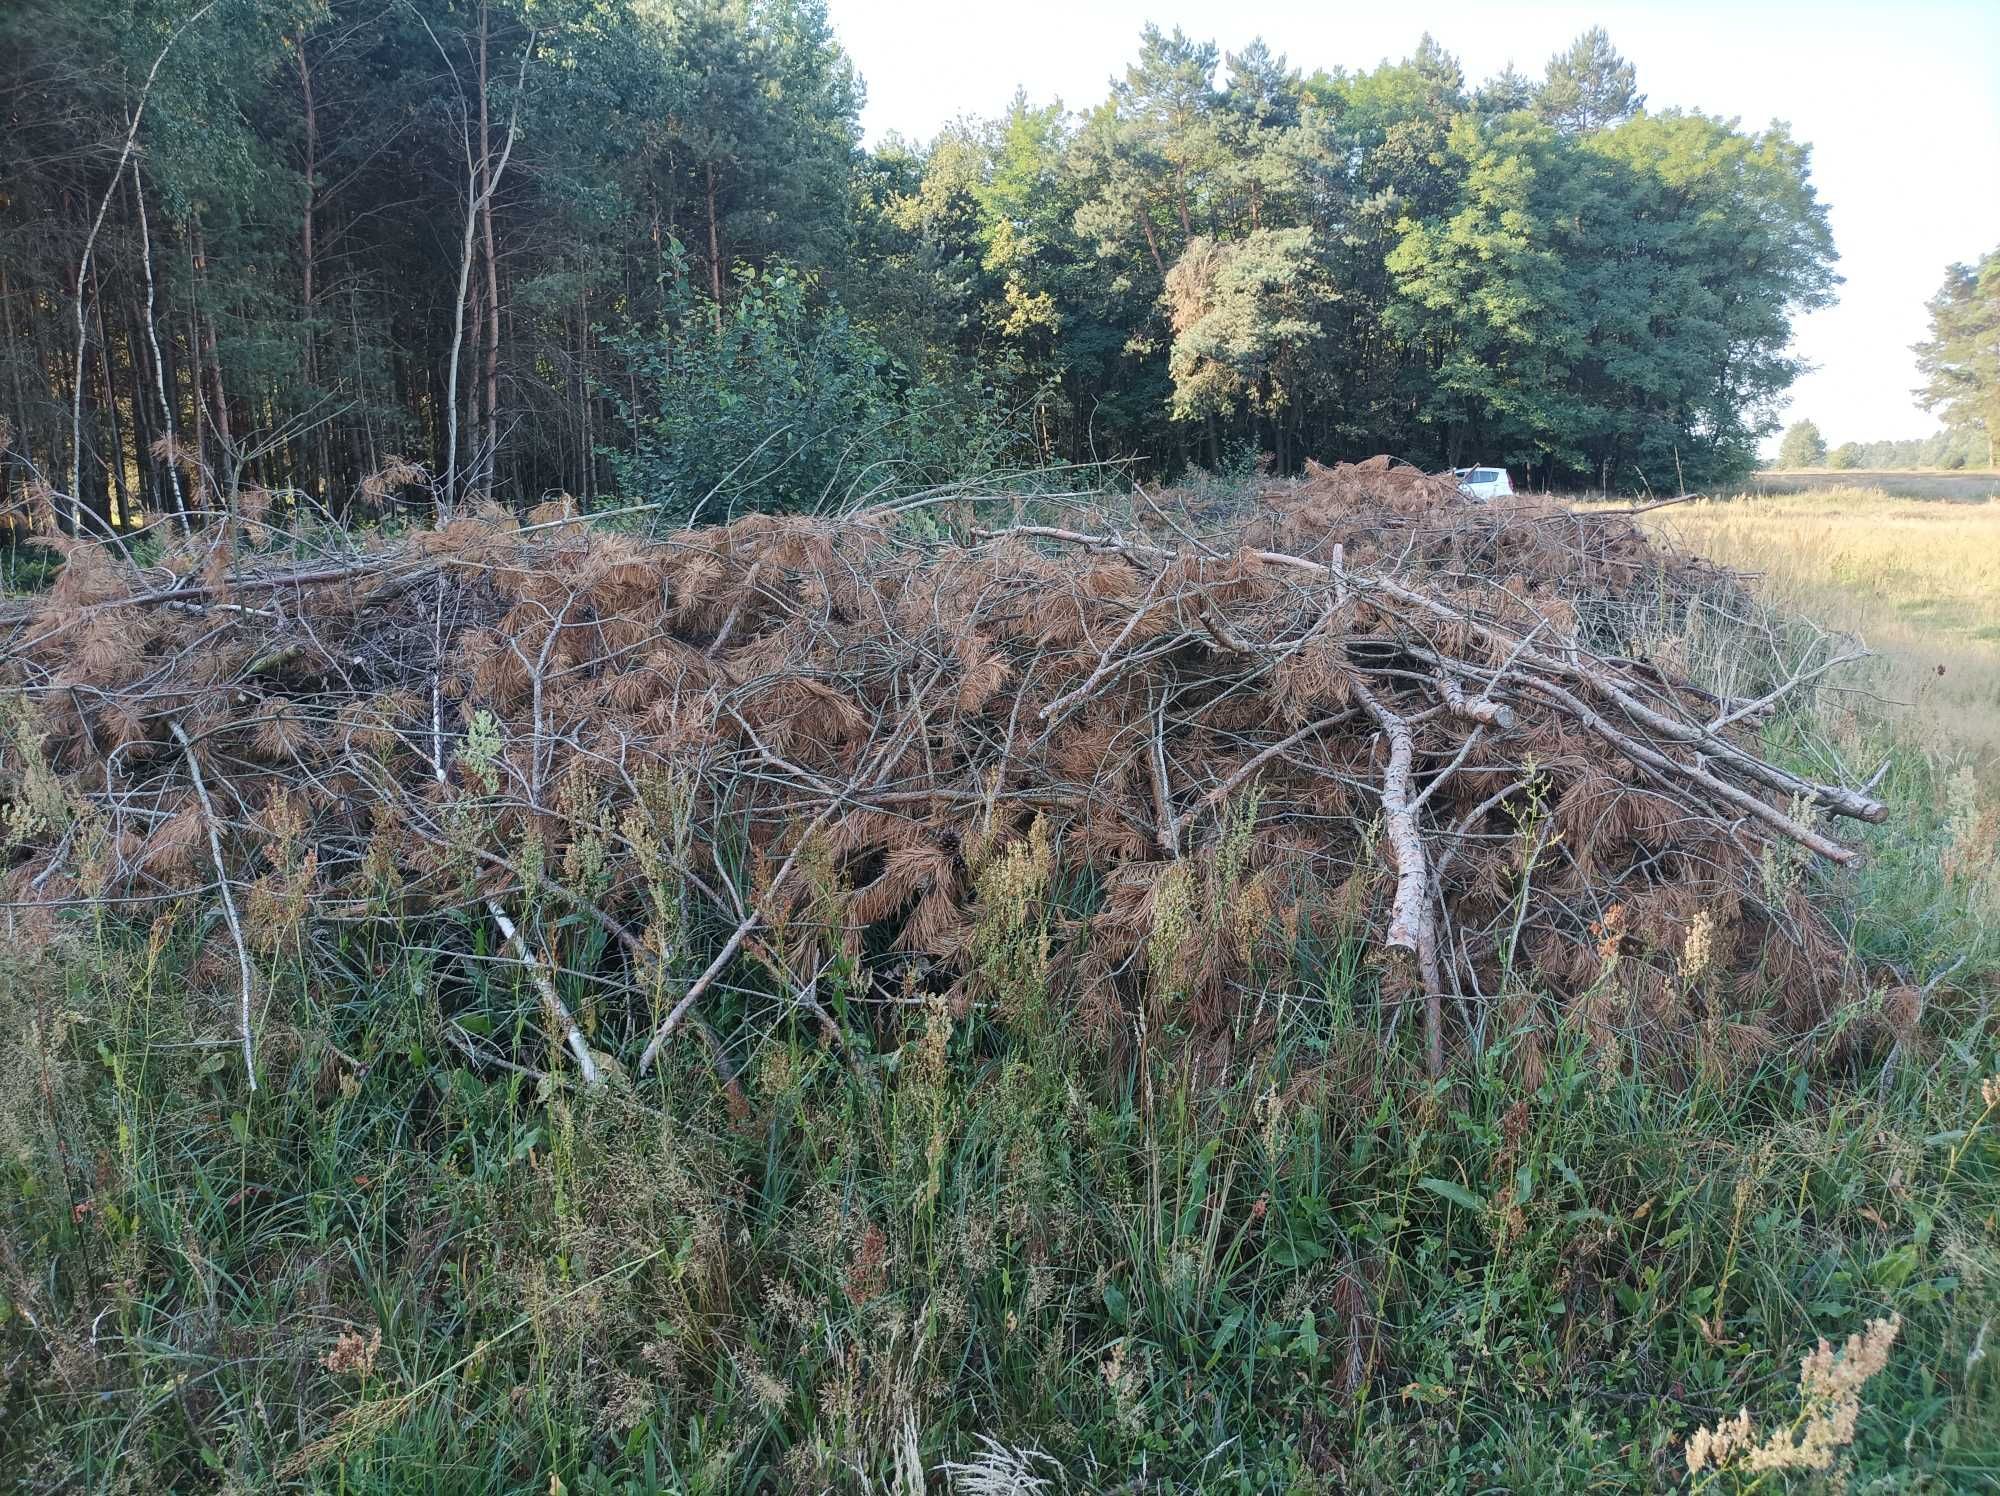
<box><xmin>1452</xmin><ymin>465</ymin><xmax>1514</xmax><ymax>501</ymax></box>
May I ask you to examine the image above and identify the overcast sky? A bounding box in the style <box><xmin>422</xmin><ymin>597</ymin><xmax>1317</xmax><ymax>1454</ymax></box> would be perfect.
<box><xmin>824</xmin><ymin>0</ymin><xmax>2000</xmax><ymax>449</ymax></box>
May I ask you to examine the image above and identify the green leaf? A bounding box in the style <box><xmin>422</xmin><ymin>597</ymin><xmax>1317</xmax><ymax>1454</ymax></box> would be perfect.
<box><xmin>1871</xmin><ymin>1245</ymin><xmax>1919</xmax><ymax>1290</ymax></box>
<box><xmin>1268</xmin><ymin>1235</ymin><xmax>1327</xmax><ymax>1268</ymax></box>
<box><xmin>1207</xmin><ymin>1308</ymin><xmax>1245</xmax><ymax>1367</ymax></box>
<box><xmin>1420</xmin><ymin>1177</ymin><xmax>1486</xmax><ymax>1213</ymax></box>
<box><xmin>1102</xmin><ymin>1281</ymin><xmax>1128</xmax><ymax>1324</ymax></box>
<box><xmin>1179</xmin><ymin>1139</ymin><xmax>1219</xmax><ymax>1237</ymax></box>
<box><xmin>1292</xmin><ymin>1309</ymin><xmax>1320</xmax><ymax>1360</ymax></box>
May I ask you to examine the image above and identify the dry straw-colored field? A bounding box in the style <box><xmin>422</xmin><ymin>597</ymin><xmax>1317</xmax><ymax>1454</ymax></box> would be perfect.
<box><xmin>1633</xmin><ymin>483</ymin><xmax>2000</xmax><ymax>760</ymax></box>
<box><xmin>1744</xmin><ymin>469</ymin><xmax>2000</xmax><ymax>502</ymax></box>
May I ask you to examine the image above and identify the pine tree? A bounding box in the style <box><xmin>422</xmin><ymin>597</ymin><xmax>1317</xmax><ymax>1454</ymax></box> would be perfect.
<box><xmin>1538</xmin><ymin>28</ymin><xmax>1644</xmax><ymax>133</ymax></box>
<box><xmin>0</xmin><ymin>16</ymin><xmax>1848</xmax><ymax>510</ymax></box>
<box><xmin>1914</xmin><ymin>248</ymin><xmax>2000</xmax><ymax>468</ymax></box>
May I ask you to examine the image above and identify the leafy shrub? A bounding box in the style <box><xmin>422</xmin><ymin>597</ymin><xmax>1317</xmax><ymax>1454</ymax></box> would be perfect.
<box><xmin>607</xmin><ymin>249</ymin><xmax>1021</xmax><ymax>522</ymax></box>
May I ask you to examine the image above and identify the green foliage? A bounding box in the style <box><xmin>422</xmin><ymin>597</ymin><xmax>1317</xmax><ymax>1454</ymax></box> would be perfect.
<box><xmin>1386</xmin><ymin>112</ymin><xmax>1583</xmax><ymax>472</ymax></box>
<box><xmin>1165</xmin><ymin>229</ymin><xmax>1327</xmax><ymax>425</ymax></box>
<box><xmin>606</xmin><ymin>252</ymin><xmax>1016</xmax><ymax>520</ymax></box>
<box><xmin>5</xmin><ymin>749</ymin><xmax>1997</xmax><ymax>1487</ymax></box>
<box><xmin>1779</xmin><ymin>419</ymin><xmax>1830</xmax><ymax>468</ymax></box>
<box><xmin>1820</xmin><ymin>428</ymin><xmax>1992</xmax><ymax>470</ymax></box>
<box><xmin>1536</xmin><ymin>27</ymin><xmax>1645</xmax><ymax>134</ymax></box>
<box><xmin>1472</xmin><ymin>64</ymin><xmax>1536</xmax><ymax>121</ymax></box>
<box><xmin>1580</xmin><ymin>112</ymin><xmax>1837</xmax><ymax>485</ymax></box>
<box><xmin>1387</xmin><ymin>108</ymin><xmax>1835</xmax><ymax>488</ymax></box>
<box><xmin>1915</xmin><ymin>247</ymin><xmax>2000</xmax><ymax>469</ymax></box>
<box><xmin>1828</xmin><ymin>441</ymin><xmax>1862</xmax><ymax>470</ymax></box>
<box><xmin>0</xmin><ymin>0</ymin><xmax>874</xmax><ymax>524</ymax></box>
<box><xmin>0</xmin><ymin>9</ymin><xmax>1848</xmax><ymax>521</ymax></box>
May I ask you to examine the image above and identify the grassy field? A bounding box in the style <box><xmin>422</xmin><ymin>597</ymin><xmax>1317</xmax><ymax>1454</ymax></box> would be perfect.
<box><xmin>1741</xmin><ymin>470</ymin><xmax>2000</xmax><ymax>503</ymax></box>
<box><xmin>4</xmin><ymin>483</ymin><xmax>2000</xmax><ymax>1491</ymax></box>
<box><xmin>5</xmin><ymin>768</ymin><xmax>1998</xmax><ymax>1493</ymax></box>
<box><xmin>1633</xmin><ymin>485</ymin><xmax>2000</xmax><ymax>760</ymax></box>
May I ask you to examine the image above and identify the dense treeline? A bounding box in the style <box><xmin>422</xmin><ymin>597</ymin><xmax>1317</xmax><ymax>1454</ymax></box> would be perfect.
<box><xmin>0</xmin><ymin>1</ymin><xmax>1842</xmax><ymax>533</ymax></box>
<box><xmin>1774</xmin><ymin>420</ymin><xmax>1991</xmax><ymax>473</ymax></box>
<box><xmin>0</xmin><ymin>0</ymin><xmax>868</xmax><ymax>530</ymax></box>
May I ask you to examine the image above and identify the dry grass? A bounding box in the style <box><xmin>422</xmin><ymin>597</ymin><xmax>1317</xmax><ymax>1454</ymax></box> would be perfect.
<box><xmin>1745</xmin><ymin>470</ymin><xmax>2000</xmax><ymax>503</ymax></box>
<box><xmin>1625</xmin><ymin>487</ymin><xmax>2000</xmax><ymax>760</ymax></box>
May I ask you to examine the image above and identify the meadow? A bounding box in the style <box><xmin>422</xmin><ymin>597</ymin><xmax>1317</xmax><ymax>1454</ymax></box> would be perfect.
<box><xmin>1740</xmin><ymin>471</ymin><xmax>2000</xmax><ymax>504</ymax></box>
<box><xmin>1634</xmin><ymin>485</ymin><xmax>2000</xmax><ymax>761</ymax></box>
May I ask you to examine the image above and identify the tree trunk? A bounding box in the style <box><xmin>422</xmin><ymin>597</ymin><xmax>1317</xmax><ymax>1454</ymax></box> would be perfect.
<box><xmin>465</xmin><ymin>263</ymin><xmax>483</xmax><ymax>482</ymax></box>
<box><xmin>297</xmin><ymin>32</ymin><xmax>333</xmax><ymax>501</ymax></box>
<box><xmin>78</xmin><ymin>345</ymin><xmax>109</xmax><ymax>534</ymax></box>
<box><xmin>67</xmin><ymin>218</ymin><xmax>92</xmax><ymax>535</ymax></box>
<box><xmin>578</xmin><ymin>268</ymin><xmax>592</xmax><ymax>502</ymax></box>
<box><xmin>0</xmin><ymin>268</ymin><xmax>32</xmax><ymax>497</ymax></box>
<box><xmin>1137</xmin><ymin>210</ymin><xmax>1165</xmax><ymax>277</ymax></box>
<box><xmin>90</xmin><ymin>264</ymin><xmax>130</xmax><ymax>528</ymax></box>
<box><xmin>479</xmin><ymin>3</ymin><xmax>502</xmax><ymax>493</ymax></box>
<box><xmin>185</xmin><ymin>298</ymin><xmax>206</xmax><ymax>507</ymax></box>
<box><xmin>350</xmin><ymin>290</ymin><xmax>377</xmax><ymax>479</ymax></box>
<box><xmin>130</xmin><ymin>170</ymin><xmax>186</xmax><ymax>528</ymax></box>
<box><xmin>444</xmin><ymin>17</ymin><xmax>529</xmax><ymax>515</ymax></box>
<box><xmin>192</xmin><ymin>225</ymin><xmax>235</xmax><ymax>502</ymax></box>
<box><xmin>122</xmin><ymin>294</ymin><xmax>156</xmax><ymax>510</ymax></box>
<box><xmin>705</xmin><ymin>160</ymin><xmax>725</xmax><ymax>312</ymax></box>
<box><xmin>203</xmin><ymin>316</ymin><xmax>233</xmax><ymax>498</ymax></box>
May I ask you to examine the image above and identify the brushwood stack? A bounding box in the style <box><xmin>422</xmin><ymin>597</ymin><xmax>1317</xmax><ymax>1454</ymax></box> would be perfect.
<box><xmin>1</xmin><ymin>459</ymin><xmax>1890</xmax><ymax>1087</ymax></box>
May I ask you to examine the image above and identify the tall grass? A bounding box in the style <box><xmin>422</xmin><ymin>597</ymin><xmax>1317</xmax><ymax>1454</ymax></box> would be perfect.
<box><xmin>4</xmin><ymin>738</ymin><xmax>1997</xmax><ymax>1491</ymax></box>
<box><xmin>1633</xmin><ymin>488</ymin><xmax>2000</xmax><ymax>759</ymax></box>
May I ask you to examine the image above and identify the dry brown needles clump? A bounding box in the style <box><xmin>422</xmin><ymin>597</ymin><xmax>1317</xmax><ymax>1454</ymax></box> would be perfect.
<box><xmin>0</xmin><ymin>459</ymin><xmax>1888</xmax><ymax>1088</ymax></box>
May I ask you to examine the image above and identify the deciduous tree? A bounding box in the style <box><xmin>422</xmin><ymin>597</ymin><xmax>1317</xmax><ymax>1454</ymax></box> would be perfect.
<box><xmin>1778</xmin><ymin>419</ymin><xmax>1828</xmax><ymax>468</ymax></box>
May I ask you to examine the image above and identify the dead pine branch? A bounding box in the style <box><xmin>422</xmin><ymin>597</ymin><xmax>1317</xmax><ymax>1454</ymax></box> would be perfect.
<box><xmin>170</xmin><ymin>719</ymin><xmax>257</xmax><ymax>1091</ymax></box>
<box><xmin>4</xmin><ymin>458</ymin><xmax>1898</xmax><ymax>1094</ymax></box>
<box><xmin>1352</xmin><ymin>680</ymin><xmax>1443</xmax><ymax>1078</ymax></box>
<box><xmin>485</xmin><ymin>900</ymin><xmax>601</xmax><ymax>1086</ymax></box>
<box><xmin>635</xmin><ymin>807</ymin><xmax>825</xmax><ymax>1076</ymax></box>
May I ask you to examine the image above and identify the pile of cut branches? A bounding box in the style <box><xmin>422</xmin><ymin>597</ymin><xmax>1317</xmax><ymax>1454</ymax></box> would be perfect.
<box><xmin>1</xmin><ymin>459</ymin><xmax>1887</xmax><ymax>1089</ymax></box>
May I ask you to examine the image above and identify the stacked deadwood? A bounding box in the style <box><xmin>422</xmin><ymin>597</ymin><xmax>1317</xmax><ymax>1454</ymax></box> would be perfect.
<box><xmin>0</xmin><ymin>459</ymin><xmax>1886</xmax><ymax>1088</ymax></box>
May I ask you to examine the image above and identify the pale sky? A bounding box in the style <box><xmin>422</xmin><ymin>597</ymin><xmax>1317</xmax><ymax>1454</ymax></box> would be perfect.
<box><xmin>826</xmin><ymin>0</ymin><xmax>2000</xmax><ymax>449</ymax></box>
